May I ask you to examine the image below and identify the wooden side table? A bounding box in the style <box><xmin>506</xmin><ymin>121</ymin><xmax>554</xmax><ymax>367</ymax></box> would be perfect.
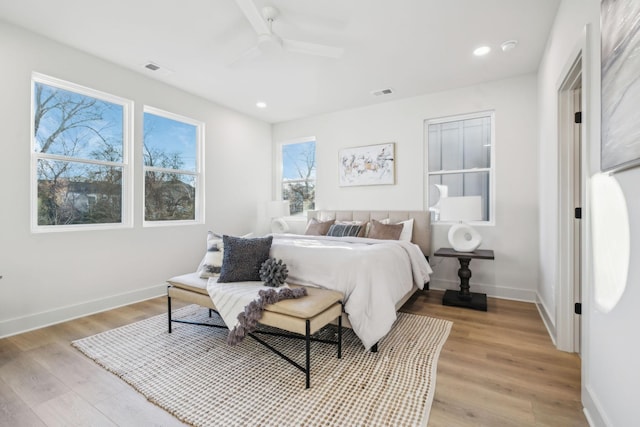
<box><xmin>433</xmin><ymin>247</ymin><xmax>495</xmax><ymax>311</ymax></box>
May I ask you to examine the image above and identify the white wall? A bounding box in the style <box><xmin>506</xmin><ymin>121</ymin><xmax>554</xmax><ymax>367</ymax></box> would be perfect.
<box><xmin>538</xmin><ymin>0</ymin><xmax>640</xmax><ymax>425</ymax></box>
<box><xmin>273</xmin><ymin>75</ymin><xmax>540</xmax><ymax>302</ymax></box>
<box><xmin>0</xmin><ymin>21</ymin><xmax>271</xmax><ymax>337</ymax></box>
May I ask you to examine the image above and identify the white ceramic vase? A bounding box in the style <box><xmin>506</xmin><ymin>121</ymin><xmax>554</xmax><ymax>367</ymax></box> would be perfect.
<box><xmin>448</xmin><ymin>223</ymin><xmax>482</xmax><ymax>252</ymax></box>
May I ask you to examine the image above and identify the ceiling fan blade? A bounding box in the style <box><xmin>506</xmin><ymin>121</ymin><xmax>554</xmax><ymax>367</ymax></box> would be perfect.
<box><xmin>282</xmin><ymin>39</ymin><xmax>344</xmax><ymax>59</ymax></box>
<box><xmin>233</xmin><ymin>0</ymin><xmax>270</xmax><ymax>35</ymax></box>
<box><xmin>227</xmin><ymin>45</ymin><xmax>262</xmax><ymax>67</ymax></box>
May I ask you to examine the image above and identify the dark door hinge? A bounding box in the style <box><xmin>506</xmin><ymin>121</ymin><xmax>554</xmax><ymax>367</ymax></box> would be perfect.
<box><xmin>574</xmin><ymin>112</ymin><xmax>582</xmax><ymax>124</ymax></box>
<box><xmin>575</xmin><ymin>303</ymin><xmax>582</xmax><ymax>315</ymax></box>
<box><xmin>575</xmin><ymin>207</ymin><xmax>582</xmax><ymax>219</ymax></box>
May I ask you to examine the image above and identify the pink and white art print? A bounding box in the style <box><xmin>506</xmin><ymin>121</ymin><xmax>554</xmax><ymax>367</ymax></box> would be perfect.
<box><xmin>339</xmin><ymin>143</ymin><xmax>395</xmax><ymax>187</ymax></box>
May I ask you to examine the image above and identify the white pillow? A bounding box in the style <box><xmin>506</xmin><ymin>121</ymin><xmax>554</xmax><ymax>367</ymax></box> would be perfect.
<box><xmin>378</xmin><ymin>218</ymin><xmax>414</xmax><ymax>241</ymax></box>
<box><xmin>336</xmin><ymin>220</ymin><xmax>364</xmax><ymax>225</ymax></box>
<box><xmin>398</xmin><ymin>218</ymin><xmax>414</xmax><ymax>241</ymax></box>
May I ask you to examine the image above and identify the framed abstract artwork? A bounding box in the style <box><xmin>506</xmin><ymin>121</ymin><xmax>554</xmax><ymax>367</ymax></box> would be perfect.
<box><xmin>338</xmin><ymin>143</ymin><xmax>395</xmax><ymax>186</ymax></box>
<box><xmin>601</xmin><ymin>0</ymin><xmax>640</xmax><ymax>172</ymax></box>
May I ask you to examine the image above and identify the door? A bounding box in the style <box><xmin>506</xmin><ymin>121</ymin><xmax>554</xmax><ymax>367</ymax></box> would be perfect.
<box><xmin>556</xmin><ymin>54</ymin><xmax>583</xmax><ymax>353</ymax></box>
<box><xmin>572</xmin><ymin>87</ymin><xmax>582</xmax><ymax>354</ymax></box>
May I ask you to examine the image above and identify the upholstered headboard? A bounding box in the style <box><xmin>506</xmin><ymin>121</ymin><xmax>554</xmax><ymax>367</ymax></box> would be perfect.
<box><xmin>307</xmin><ymin>210</ymin><xmax>431</xmax><ymax>257</ymax></box>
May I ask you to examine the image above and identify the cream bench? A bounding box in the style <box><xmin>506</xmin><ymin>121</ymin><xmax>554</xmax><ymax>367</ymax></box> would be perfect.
<box><xmin>167</xmin><ymin>273</ymin><xmax>344</xmax><ymax>388</ymax></box>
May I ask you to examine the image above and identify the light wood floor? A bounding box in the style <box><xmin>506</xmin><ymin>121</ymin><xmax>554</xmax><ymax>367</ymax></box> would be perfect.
<box><xmin>0</xmin><ymin>291</ymin><xmax>587</xmax><ymax>426</ymax></box>
<box><xmin>402</xmin><ymin>290</ymin><xmax>587</xmax><ymax>426</ymax></box>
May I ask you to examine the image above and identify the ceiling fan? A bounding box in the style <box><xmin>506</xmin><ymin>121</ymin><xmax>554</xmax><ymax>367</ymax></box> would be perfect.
<box><xmin>232</xmin><ymin>0</ymin><xmax>344</xmax><ymax>62</ymax></box>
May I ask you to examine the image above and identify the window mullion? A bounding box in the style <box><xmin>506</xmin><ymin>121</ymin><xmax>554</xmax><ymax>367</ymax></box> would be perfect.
<box><xmin>36</xmin><ymin>152</ymin><xmax>124</xmax><ymax>168</ymax></box>
<box><xmin>144</xmin><ymin>165</ymin><xmax>196</xmax><ymax>175</ymax></box>
<box><xmin>428</xmin><ymin>167</ymin><xmax>491</xmax><ymax>175</ymax></box>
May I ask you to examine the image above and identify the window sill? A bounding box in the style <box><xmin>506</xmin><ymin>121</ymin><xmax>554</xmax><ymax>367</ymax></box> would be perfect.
<box><xmin>433</xmin><ymin>220</ymin><xmax>495</xmax><ymax>227</ymax></box>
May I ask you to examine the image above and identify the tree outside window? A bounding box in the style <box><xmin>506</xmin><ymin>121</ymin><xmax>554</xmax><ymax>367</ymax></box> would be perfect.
<box><xmin>32</xmin><ymin>74</ymin><xmax>132</xmax><ymax>230</ymax></box>
<box><xmin>281</xmin><ymin>140</ymin><xmax>316</xmax><ymax>216</ymax></box>
<box><xmin>143</xmin><ymin>107</ymin><xmax>203</xmax><ymax>223</ymax></box>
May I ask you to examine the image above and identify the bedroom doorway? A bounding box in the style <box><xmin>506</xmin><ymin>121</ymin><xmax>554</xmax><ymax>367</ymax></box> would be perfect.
<box><xmin>557</xmin><ymin>54</ymin><xmax>583</xmax><ymax>354</ymax></box>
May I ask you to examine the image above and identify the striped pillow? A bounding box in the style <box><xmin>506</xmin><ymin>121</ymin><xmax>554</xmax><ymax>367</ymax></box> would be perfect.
<box><xmin>199</xmin><ymin>231</ymin><xmax>224</xmax><ymax>279</ymax></box>
<box><xmin>327</xmin><ymin>223</ymin><xmax>363</xmax><ymax>237</ymax></box>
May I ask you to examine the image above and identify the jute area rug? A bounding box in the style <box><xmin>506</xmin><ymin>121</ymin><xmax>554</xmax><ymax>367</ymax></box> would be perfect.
<box><xmin>72</xmin><ymin>305</ymin><xmax>452</xmax><ymax>427</ymax></box>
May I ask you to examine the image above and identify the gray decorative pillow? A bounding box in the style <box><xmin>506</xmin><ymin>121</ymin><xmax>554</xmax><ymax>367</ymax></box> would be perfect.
<box><xmin>218</xmin><ymin>235</ymin><xmax>273</xmax><ymax>282</ymax></box>
<box><xmin>327</xmin><ymin>223</ymin><xmax>363</xmax><ymax>237</ymax></box>
<box><xmin>367</xmin><ymin>219</ymin><xmax>403</xmax><ymax>240</ymax></box>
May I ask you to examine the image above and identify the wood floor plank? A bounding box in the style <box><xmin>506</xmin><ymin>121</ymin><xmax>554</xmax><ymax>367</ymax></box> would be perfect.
<box><xmin>94</xmin><ymin>387</ymin><xmax>189</xmax><ymax>427</ymax></box>
<box><xmin>33</xmin><ymin>391</ymin><xmax>117</xmax><ymax>427</ymax></box>
<box><xmin>433</xmin><ymin>374</ymin><xmax>536</xmax><ymax>426</ymax></box>
<box><xmin>7</xmin><ymin>327</ymin><xmax>59</xmax><ymax>352</ymax></box>
<box><xmin>0</xmin><ymin>378</ymin><xmax>47</xmax><ymax>427</ymax></box>
<box><xmin>28</xmin><ymin>341</ymin><xmax>128</xmax><ymax>405</ymax></box>
<box><xmin>0</xmin><ymin>355</ymin><xmax>71</xmax><ymax>407</ymax></box>
<box><xmin>0</xmin><ymin>338</ymin><xmax>21</xmax><ymax>369</ymax></box>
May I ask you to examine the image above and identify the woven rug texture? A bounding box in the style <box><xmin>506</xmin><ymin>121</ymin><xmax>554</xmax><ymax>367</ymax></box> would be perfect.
<box><xmin>72</xmin><ymin>305</ymin><xmax>452</xmax><ymax>427</ymax></box>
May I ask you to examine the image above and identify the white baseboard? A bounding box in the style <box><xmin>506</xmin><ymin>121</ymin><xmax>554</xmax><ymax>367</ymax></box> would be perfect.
<box><xmin>428</xmin><ymin>278</ymin><xmax>536</xmax><ymax>302</ymax></box>
<box><xmin>583</xmin><ymin>384</ymin><xmax>611</xmax><ymax>426</ymax></box>
<box><xmin>0</xmin><ymin>284</ymin><xmax>167</xmax><ymax>339</ymax></box>
<box><xmin>535</xmin><ymin>293</ymin><xmax>557</xmax><ymax>346</ymax></box>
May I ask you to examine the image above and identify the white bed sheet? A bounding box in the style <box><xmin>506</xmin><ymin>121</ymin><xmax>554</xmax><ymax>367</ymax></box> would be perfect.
<box><xmin>270</xmin><ymin>234</ymin><xmax>432</xmax><ymax>350</ymax></box>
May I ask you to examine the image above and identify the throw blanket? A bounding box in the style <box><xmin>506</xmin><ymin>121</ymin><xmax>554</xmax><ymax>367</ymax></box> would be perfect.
<box><xmin>270</xmin><ymin>234</ymin><xmax>433</xmax><ymax>350</ymax></box>
<box><xmin>207</xmin><ymin>280</ymin><xmax>307</xmax><ymax>345</ymax></box>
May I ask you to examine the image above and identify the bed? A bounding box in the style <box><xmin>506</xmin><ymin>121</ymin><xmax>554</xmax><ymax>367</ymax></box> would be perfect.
<box><xmin>168</xmin><ymin>210</ymin><xmax>432</xmax><ymax>351</ymax></box>
<box><xmin>268</xmin><ymin>210</ymin><xmax>432</xmax><ymax>349</ymax></box>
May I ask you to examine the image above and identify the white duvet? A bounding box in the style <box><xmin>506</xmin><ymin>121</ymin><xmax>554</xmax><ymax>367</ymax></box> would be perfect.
<box><xmin>270</xmin><ymin>234</ymin><xmax>433</xmax><ymax>350</ymax></box>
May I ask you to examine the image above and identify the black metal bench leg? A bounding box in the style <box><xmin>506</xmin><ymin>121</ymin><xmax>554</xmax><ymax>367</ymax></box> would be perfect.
<box><xmin>167</xmin><ymin>291</ymin><xmax>173</xmax><ymax>334</ymax></box>
<box><xmin>209</xmin><ymin>309</ymin><xmax>213</xmax><ymax>317</ymax></box>
<box><xmin>305</xmin><ymin>319</ymin><xmax>311</xmax><ymax>389</ymax></box>
<box><xmin>371</xmin><ymin>342</ymin><xmax>378</xmax><ymax>353</ymax></box>
<box><xmin>338</xmin><ymin>311</ymin><xmax>342</xmax><ymax>359</ymax></box>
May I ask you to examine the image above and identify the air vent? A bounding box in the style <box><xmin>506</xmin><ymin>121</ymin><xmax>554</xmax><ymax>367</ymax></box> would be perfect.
<box><xmin>371</xmin><ymin>88</ymin><xmax>394</xmax><ymax>97</ymax></box>
<box><xmin>142</xmin><ymin>62</ymin><xmax>174</xmax><ymax>76</ymax></box>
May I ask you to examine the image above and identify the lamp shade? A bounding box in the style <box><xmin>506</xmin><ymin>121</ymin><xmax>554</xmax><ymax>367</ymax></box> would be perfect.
<box><xmin>439</xmin><ymin>196</ymin><xmax>482</xmax><ymax>222</ymax></box>
<box><xmin>266</xmin><ymin>200</ymin><xmax>290</xmax><ymax>234</ymax></box>
<box><xmin>448</xmin><ymin>223</ymin><xmax>482</xmax><ymax>252</ymax></box>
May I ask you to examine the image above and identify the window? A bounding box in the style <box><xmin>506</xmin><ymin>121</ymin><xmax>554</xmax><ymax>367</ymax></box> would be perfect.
<box><xmin>31</xmin><ymin>73</ymin><xmax>133</xmax><ymax>231</ymax></box>
<box><xmin>143</xmin><ymin>107</ymin><xmax>203</xmax><ymax>224</ymax></box>
<box><xmin>279</xmin><ymin>138</ymin><xmax>316</xmax><ymax>216</ymax></box>
<box><xmin>426</xmin><ymin>111</ymin><xmax>494</xmax><ymax>223</ymax></box>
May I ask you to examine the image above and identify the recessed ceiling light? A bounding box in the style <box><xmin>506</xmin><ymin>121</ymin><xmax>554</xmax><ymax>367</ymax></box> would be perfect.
<box><xmin>473</xmin><ymin>46</ymin><xmax>491</xmax><ymax>56</ymax></box>
<box><xmin>500</xmin><ymin>40</ymin><xmax>518</xmax><ymax>52</ymax></box>
<box><xmin>256</xmin><ymin>101</ymin><xmax>267</xmax><ymax>109</ymax></box>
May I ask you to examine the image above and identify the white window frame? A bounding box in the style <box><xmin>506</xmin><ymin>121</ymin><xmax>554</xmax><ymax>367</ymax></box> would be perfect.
<box><xmin>276</xmin><ymin>136</ymin><xmax>316</xmax><ymax>219</ymax></box>
<box><xmin>424</xmin><ymin>110</ymin><xmax>496</xmax><ymax>225</ymax></box>
<box><xmin>30</xmin><ymin>72</ymin><xmax>134</xmax><ymax>233</ymax></box>
<box><xmin>142</xmin><ymin>106</ymin><xmax>204</xmax><ymax>227</ymax></box>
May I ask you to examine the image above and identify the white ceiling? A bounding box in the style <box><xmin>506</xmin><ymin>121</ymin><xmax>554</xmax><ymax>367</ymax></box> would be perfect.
<box><xmin>0</xmin><ymin>0</ymin><xmax>560</xmax><ymax>123</ymax></box>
